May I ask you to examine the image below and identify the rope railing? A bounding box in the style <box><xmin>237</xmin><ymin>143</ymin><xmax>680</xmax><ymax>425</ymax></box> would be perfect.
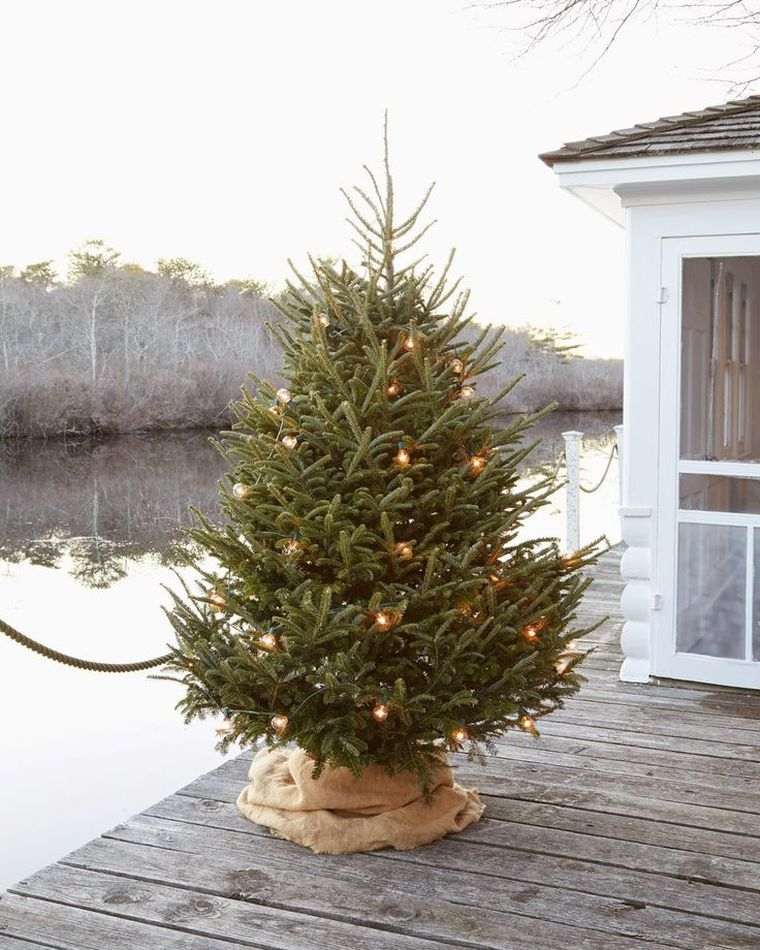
<box><xmin>579</xmin><ymin>443</ymin><xmax>618</xmax><ymax>495</ymax></box>
<box><xmin>562</xmin><ymin>425</ymin><xmax>624</xmax><ymax>551</ymax></box>
<box><xmin>0</xmin><ymin>617</ymin><xmax>171</xmax><ymax>673</ymax></box>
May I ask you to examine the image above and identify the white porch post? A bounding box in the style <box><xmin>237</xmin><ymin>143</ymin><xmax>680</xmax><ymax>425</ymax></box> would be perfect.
<box><xmin>562</xmin><ymin>430</ymin><xmax>582</xmax><ymax>553</ymax></box>
<box><xmin>613</xmin><ymin>424</ymin><xmax>625</xmax><ymax>505</ymax></box>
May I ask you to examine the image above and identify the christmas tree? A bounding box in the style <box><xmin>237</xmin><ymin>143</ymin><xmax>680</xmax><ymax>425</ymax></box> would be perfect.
<box><xmin>164</xmin><ymin>131</ymin><xmax>602</xmax><ymax>786</ymax></box>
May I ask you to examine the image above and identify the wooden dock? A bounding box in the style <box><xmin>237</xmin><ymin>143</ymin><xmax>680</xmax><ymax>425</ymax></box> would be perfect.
<box><xmin>3</xmin><ymin>545</ymin><xmax>760</xmax><ymax>950</ymax></box>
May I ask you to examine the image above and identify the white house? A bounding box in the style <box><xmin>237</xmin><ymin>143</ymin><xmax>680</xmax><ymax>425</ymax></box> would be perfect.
<box><xmin>541</xmin><ymin>97</ymin><xmax>760</xmax><ymax>689</ymax></box>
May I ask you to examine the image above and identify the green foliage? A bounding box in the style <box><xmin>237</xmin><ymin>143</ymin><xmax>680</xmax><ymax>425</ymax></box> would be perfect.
<box><xmin>20</xmin><ymin>261</ymin><xmax>57</xmax><ymax>287</ymax></box>
<box><xmin>157</xmin><ymin>256</ymin><xmax>211</xmax><ymax>288</ymax></box>
<box><xmin>163</xmin><ymin>135</ymin><xmax>604</xmax><ymax>783</ymax></box>
<box><xmin>225</xmin><ymin>277</ymin><xmax>270</xmax><ymax>297</ymax></box>
<box><xmin>68</xmin><ymin>239</ymin><xmax>121</xmax><ymax>281</ymax></box>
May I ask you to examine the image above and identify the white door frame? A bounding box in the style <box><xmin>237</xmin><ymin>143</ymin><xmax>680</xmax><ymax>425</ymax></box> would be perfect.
<box><xmin>656</xmin><ymin>233</ymin><xmax>760</xmax><ymax>687</ymax></box>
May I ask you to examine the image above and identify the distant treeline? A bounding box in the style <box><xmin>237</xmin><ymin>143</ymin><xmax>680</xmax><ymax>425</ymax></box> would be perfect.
<box><xmin>0</xmin><ymin>240</ymin><xmax>621</xmax><ymax>439</ymax></box>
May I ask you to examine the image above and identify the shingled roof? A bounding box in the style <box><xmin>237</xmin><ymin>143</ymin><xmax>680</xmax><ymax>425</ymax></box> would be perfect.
<box><xmin>540</xmin><ymin>96</ymin><xmax>760</xmax><ymax>166</ymax></box>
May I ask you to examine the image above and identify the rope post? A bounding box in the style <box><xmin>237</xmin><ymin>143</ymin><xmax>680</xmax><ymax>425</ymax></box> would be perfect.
<box><xmin>562</xmin><ymin>430</ymin><xmax>582</xmax><ymax>553</ymax></box>
<box><xmin>613</xmin><ymin>424</ymin><xmax>625</xmax><ymax>506</ymax></box>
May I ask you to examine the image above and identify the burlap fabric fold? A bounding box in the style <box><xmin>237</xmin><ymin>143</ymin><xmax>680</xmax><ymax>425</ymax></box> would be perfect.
<box><xmin>236</xmin><ymin>746</ymin><xmax>484</xmax><ymax>853</ymax></box>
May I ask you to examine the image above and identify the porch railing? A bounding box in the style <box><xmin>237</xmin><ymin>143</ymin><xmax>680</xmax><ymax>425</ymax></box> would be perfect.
<box><xmin>562</xmin><ymin>425</ymin><xmax>624</xmax><ymax>552</ymax></box>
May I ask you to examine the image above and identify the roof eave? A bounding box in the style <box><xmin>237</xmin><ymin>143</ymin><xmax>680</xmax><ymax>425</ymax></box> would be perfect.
<box><xmin>545</xmin><ymin>148</ymin><xmax>760</xmax><ymax>228</ymax></box>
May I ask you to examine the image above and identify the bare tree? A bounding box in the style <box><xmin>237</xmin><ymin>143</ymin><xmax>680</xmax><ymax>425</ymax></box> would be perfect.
<box><xmin>476</xmin><ymin>0</ymin><xmax>760</xmax><ymax>91</ymax></box>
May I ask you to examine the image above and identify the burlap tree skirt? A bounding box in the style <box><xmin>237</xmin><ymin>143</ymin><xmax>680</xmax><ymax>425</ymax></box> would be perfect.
<box><xmin>236</xmin><ymin>746</ymin><xmax>484</xmax><ymax>853</ymax></box>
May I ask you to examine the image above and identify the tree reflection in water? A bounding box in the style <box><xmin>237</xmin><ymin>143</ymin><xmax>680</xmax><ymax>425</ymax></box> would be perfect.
<box><xmin>0</xmin><ymin>430</ymin><xmax>226</xmax><ymax>589</ymax></box>
<box><xmin>0</xmin><ymin>412</ymin><xmax>620</xmax><ymax>589</ymax></box>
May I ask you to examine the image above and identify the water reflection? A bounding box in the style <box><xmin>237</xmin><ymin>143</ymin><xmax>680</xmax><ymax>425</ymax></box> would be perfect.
<box><xmin>0</xmin><ymin>430</ymin><xmax>226</xmax><ymax>588</ymax></box>
<box><xmin>0</xmin><ymin>411</ymin><xmax>621</xmax><ymax>590</ymax></box>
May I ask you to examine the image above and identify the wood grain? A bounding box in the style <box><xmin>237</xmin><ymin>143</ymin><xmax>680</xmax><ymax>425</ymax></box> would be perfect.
<box><xmin>5</xmin><ymin>544</ymin><xmax>760</xmax><ymax>950</ymax></box>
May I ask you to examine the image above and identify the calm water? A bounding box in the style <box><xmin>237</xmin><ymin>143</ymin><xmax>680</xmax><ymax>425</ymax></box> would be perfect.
<box><xmin>0</xmin><ymin>412</ymin><xmax>621</xmax><ymax>888</ymax></box>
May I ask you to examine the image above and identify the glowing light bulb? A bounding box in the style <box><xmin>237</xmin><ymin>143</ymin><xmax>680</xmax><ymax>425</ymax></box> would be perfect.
<box><xmin>282</xmin><ymin>434</ymin><xmax>298</xmax><ymax>449</ymax></box>
<box><xmin>469</xmin><ymin>455</ymin><xmax>487</xmax><ymax>475</ymax></box>
<box><xmin>372</xmin><ymin>704</ymin><xmax>390</xmax><ymax>723</ymax></box>
<box><xmin>318</xmin><ymin>313</ymin><xmax>330</xmax><ymax>326</ymax></box>
<box><xmin>232</xmin><ymin>482</ymin><xmax>252</xmax><ymax>500</ymax></box>
<box><xmin>522</xmin><ymin>624</ymin><xmax>540</xmax><ymax>643</ymax></box>
<box><xmin>271</xmin><ymin>714</ymin><xmax>289</xmax><ymax>735</ymax></box>
<box><xmin>257</xmin><ymin>633</ymin><xmax>278</xmax><ymax>652</ymax></box>
<box><xmin>450</xmin><ymin>358</ymin><xmax>465</xmax><ymax>375</ymax></box>
<box><xmin>395</xmin><ymin>542</ymin><xmax>413</xmax><ymax>561</ymax></box>
<box><xmin>404</xmin><ymin>335</ymin><xmax>416</xmax><ymax>351</ymax></box>
<box><xmin>451</xmin><ymin>727</ymin><xmax>468</xmax><ymax>744</ymax></box>
<box><xmin>374</xmin><ymin>610</ymin><xmax>392</xmax><ymax>630</ymax></box>
<box><xmin>283</xmin><ymin>539</ymin><xmax>301</xmax><ymax>557</ymax></box>
<box><xmin>459</xmin><ymin>385</ymin><xmax>476</xmax><ymax>400</ymax></box>
<box><xmin>276</xmin><ymin>388</ymin><xmax>292</xmax><ymax>404</ymax></box>
<box><xmin>519</xmin><ymin>715</ymin><xmax>539</xmax><ymax>736</ymax></box>
<box><xmin>387</xmin><ymin>380</ymin><xmax>402</xmax><ymax>397</ymax></box>
<box><xmin>394</xmin><ymin>447</ymin><xmax>411</xmax><ymax>467</ymax></box>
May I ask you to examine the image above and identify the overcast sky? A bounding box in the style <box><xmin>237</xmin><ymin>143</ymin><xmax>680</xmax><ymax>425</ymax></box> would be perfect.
<box><xmin>0</xmin><ymin>1</ymin><xmax>750</xmax><ymax>356</ymax></box>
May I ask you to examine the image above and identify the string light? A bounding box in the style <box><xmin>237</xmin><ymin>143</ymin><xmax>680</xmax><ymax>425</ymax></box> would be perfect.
<box><xmin>519</xmin><ymin>715</ymin><xmax>539</xmax><ymax>736</ymax></box>
<box><xmin>395</xmin><ymin>542</ymin><xmax>414</xmax><ymax>561</ymax></box>
<box><xmin>394</xmin><ymin>446</ymin><xmax>411</xmax><ymax>468</ymax></box>
<box><xmin>208</xmin><ymin>591</ymin><xmax>227</xmax><ymax>612</ymax></box>
<box><xmin>521</xmin><ymin>617</ymin><xmax>547</xmax><ymax>643</ymax></box>
<box><xmin>450</xmin><ymin>357</ymin><xmax>465</xmax><ymax>375</ymax></box>
<box><xmin>281</xmin><ymin>434</ymin><xmax>298</xmax><ymax>449</ymax></box>
<box><xmin>232</xmin><ymin>482</ymin><xmax>253</xmax><ymax>500</ymax></box>
<box><xmin>371</xmin><ymin>608</ymin><xmax>403</xmax><ymax>631</ymax></box>
<box><xmin>318</xmin><ymin>313</ymin><xmax>330</xmax><ymax>327</ymax></box>
<box><xmin>387</xmin><ymin>380</ymin><xmax>402</xmax><ymax>397</ymax></box>
<box><xmin>282</xmin><ymin>539</ymin><xmax>302</xmax><ymax>557</ymax></box>
<box><xmin>403</xmin><ymin>334</ymin><xmax>416</xmax><ymax>351</ymax></box>
<box><xmin>373</xmin><ymin>610</ymin><xmax>393</xmax><ymax>631</ymax></box>
<box><xmin>451</xmin><ymin>726</ymin><xmax>468</xmax><ymax>744</ymax></box>
<box><xmin>276</xmin><ymin>388</ymin><xmax>292</xmax><ymax>404</ymax></box>
<box><xmin>372</xmin><ymin>703</ymin><xmax>390</xmax><ymax>723</ymax></box>
<box><xmin>468</xmin><ymin>454</ymin><xmax>487</xmax><ymax>475</ymax></box>
<box><xmin>257</xmin><ymin>632</ymin><xmax>278</xmax><ymax>652</ymax></box>
<box><xmin>459</xmin><ymin>385</ymin><xmax>476</xmax><ymax>400</ymax></box>
<box><xmin>271</xmin><ymin>714</ymin><xmax>289</xmax><ymax>735</ymax></box>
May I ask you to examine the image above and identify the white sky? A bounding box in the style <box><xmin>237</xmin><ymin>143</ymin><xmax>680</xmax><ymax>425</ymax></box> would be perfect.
<box><xmin>0</xmin><ymin>0</ymin><xmax>751</xmax><ymax>356</ymax></box>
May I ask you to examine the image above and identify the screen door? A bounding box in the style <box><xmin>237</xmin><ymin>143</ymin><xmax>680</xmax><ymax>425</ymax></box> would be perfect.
<box><xmin>657</xmin><ymin>235</ymin><xmax>760</xmax><ymax>688</ymax></box>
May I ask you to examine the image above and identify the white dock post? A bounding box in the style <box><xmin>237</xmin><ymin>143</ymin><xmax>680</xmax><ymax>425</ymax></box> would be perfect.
<box><xmin>562</xmin><ymin>430</ymin><xmax>582</xmax><ymax>553</ymax></box>
<box><xmin>614</xmin><ymin>424</ymin><xmax>625</xmax><ymax>506</ymax></box>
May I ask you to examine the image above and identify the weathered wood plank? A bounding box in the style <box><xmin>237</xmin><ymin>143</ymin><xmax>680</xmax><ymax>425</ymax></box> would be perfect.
<box><xmin>0</xmin><ymin>891</ymin><xmax>245</xmax><ymax>950</ymax></box>
<box><xmin>488</xmin><ymin>736</ymin><xmax>760</xmax><ymax>790</ymax></box>
<box><xmin>180</xmin><ymin>755</ymin><xmax>760</xmax><ymax>838</ymax></box>
<box><xmin>156</xmin><ymin>788</ymin><xmax>760</xmax><ymax>865</ymax></box>
<box><xmin>494</xmin><ymin>730</ymin><xmax>760</xmax><ymax>781</ymax></box>
<box><xmin>11</xmin><ymin>865</ymin><xmax>450</xmax><ymax>950</ymax></box>
<box><xmin>0</xmin><ymin>937</ymin><xmax>53</xmax><ymax>950</ymax></box>
<box><xmin>146</xmin><ymin>791</ymin><xmax>760</xmax><ymax>889</ymax></box>
<box><xmin>103</xmin><ymin>813</ymin><xmax>760</xmax><ymax>928</ymax></box>
<box><xmin>58</xmin><ymin>836</ymin><xmax>693</xmax><ymax>950</ymax></box>
<box><xmin>180</xmin><ymin>748</ymin><xmax>760</xmax><ymax>822</ymax></box>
